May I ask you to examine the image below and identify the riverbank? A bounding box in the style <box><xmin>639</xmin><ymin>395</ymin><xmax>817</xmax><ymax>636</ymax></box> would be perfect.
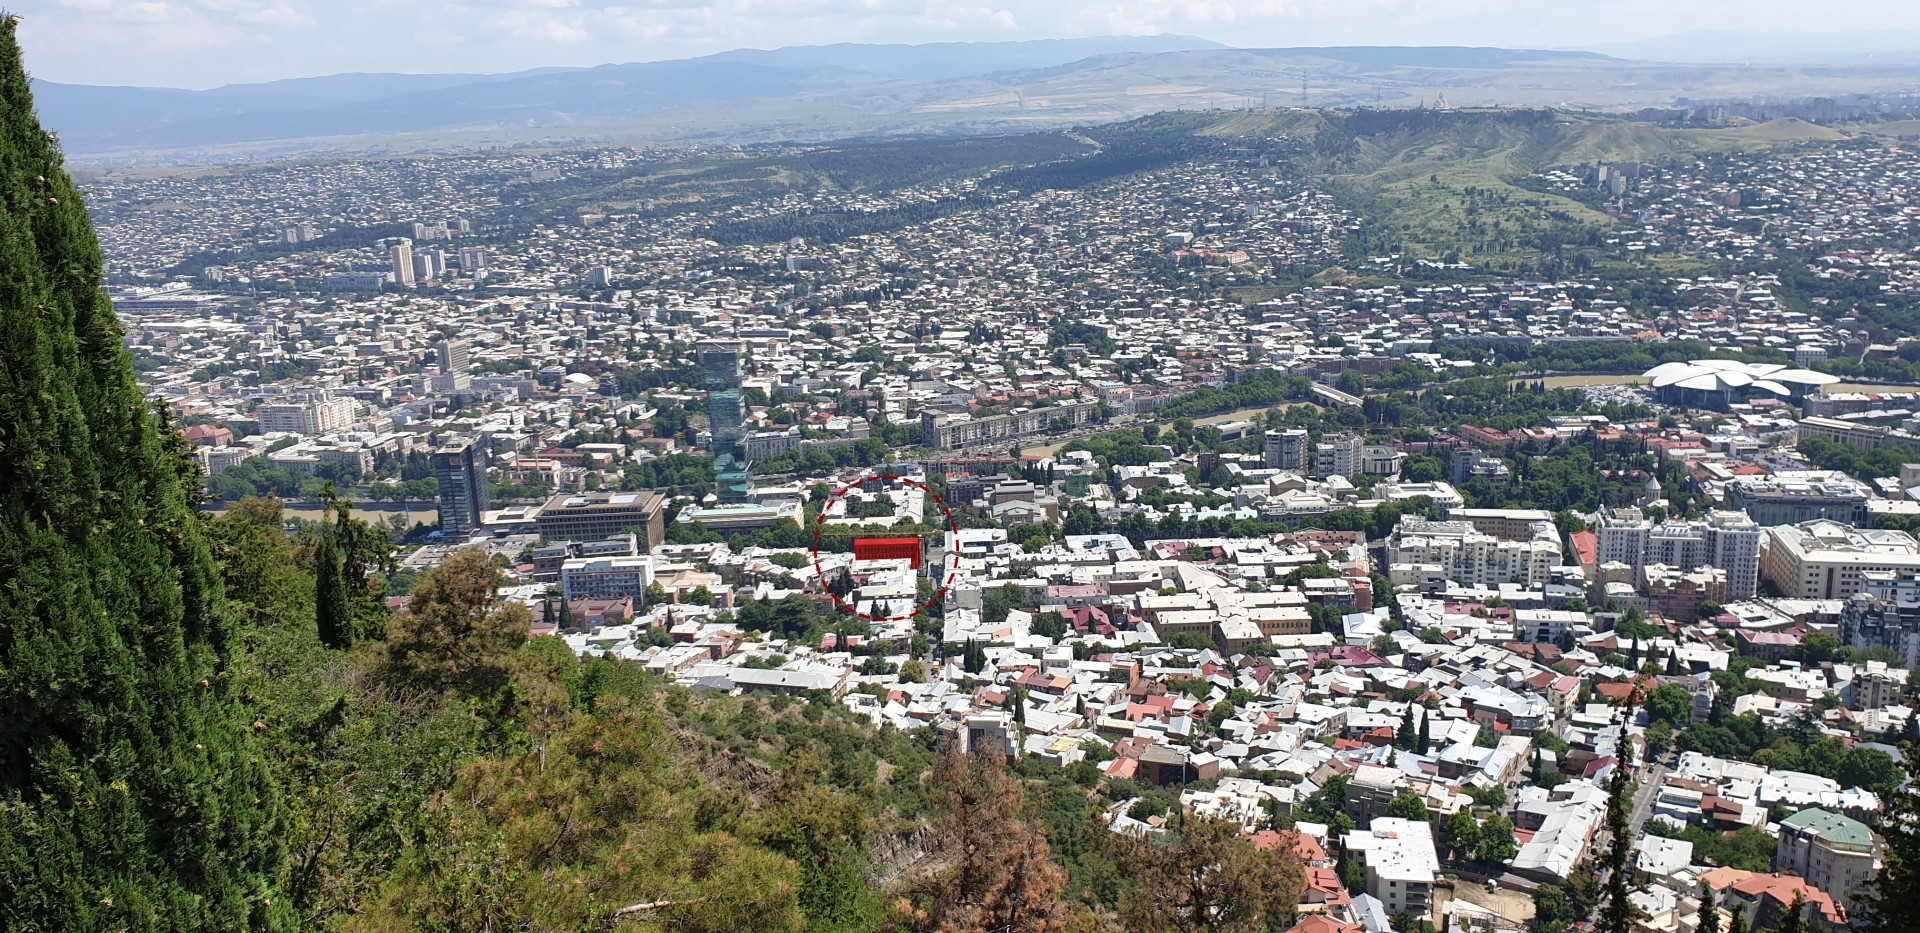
<box><xmin>199</xmin><ymin>500</ymin><xmax>440</xmax><ymax>527</ymax></box>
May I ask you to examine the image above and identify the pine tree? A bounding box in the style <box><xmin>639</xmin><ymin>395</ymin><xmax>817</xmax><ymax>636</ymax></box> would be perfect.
<box><xmin>913</xmin><ymin>747</ymin><xmax>1066</xmax><ymax>931</ymax></box>
<box><xmin>314</xmin><ymin>524</ymin><xmax>351</xmax><ymax>648</ymax></box>
<box><xmin>0</xmin><ymin>17</ymin><xmax>289</xmax><ymax>929</ymax></box>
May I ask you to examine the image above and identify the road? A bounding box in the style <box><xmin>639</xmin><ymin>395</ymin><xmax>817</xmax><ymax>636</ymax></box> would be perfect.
<box><xmin>1627</xmin><ymin>758</ymin><xmax>1669</xmax><ymax>832</ymax></box>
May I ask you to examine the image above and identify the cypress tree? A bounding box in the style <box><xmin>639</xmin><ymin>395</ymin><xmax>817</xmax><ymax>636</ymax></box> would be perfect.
<box><xmin>1698</xmin><ymin>882</ymin><xmax>1720</xmax><ymax>933</ymax></box>
<box><xmin>314</xmin><ymin>525</ymin><xmax>350</xmax><ymax>648</ymax></box>
<box><xmin>1597</xmin><ymin>706</ymin><xmax>1642</xmax><ymax>933</ymax></box>
<box><xmin>0</xmin><ymin>18</ymin><xmax>288</xmax><ymax>930</ymax></box>
<box><xmin>1397</xmin><ymin>704</ymin><xmax>1416</xmax><ymax>750</ymax></box>
<box><xmin>1416</xmin><ymin>708</ymin><xmax>1431</xmax><ymax>754</ymax></box>
<box><xmin>1728</xmin><ymin>904</ymin><xmax>1747</xmax><ymax>933</ymax></box>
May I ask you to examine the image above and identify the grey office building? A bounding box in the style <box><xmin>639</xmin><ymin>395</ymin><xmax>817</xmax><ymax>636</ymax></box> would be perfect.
<box><xmin>433</xmin><ymin>437</ymin><xmax>491</xmax><ymax>538</ymax></box>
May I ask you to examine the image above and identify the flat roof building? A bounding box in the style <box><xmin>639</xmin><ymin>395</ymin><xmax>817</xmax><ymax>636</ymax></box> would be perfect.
<box><xmin>534</xmin><ymin>490</ymin><xmax>667</xmax><ymax>550</ymax></box>
<box><xmin>1344</xmin><ymin>817</ymin><xmax>1439</xmax><ymax>921</ymax></box>
<box><xmin>1762</xmin><ymin>520</ymin><xmax>1920</xmax><ymax>600</ymax></box>
<box><xmin>561</xmin><ymin>555</ymin><xmax>653</xmax><ymax>603</ymax></box>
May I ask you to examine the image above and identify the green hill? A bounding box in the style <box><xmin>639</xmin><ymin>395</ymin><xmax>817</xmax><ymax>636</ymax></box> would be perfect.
<box><xmin>1177</xmin><ymin>108</ymin><xmax>1842</xmax><ymax>267</ymax></box>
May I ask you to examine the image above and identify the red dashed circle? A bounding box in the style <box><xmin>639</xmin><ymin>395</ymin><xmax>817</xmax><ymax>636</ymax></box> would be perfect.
<box><xmin>810</xmin><ymin>473</ymin><xmax>962</xmax><ymax>623</ymax></box>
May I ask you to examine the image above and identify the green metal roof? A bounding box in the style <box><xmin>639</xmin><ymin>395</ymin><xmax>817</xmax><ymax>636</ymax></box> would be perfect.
<box><xmin>1780</xmin><ymin>807</ymin><xmax>1875</xmax><ymax>849</ymax></box>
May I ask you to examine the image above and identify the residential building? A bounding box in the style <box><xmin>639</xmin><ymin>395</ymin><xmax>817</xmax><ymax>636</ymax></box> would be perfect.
<box><xmin>921</xmin><ymin>401</ymin><xmax>1099</xmax><ymax>450</ymax></box>
<box><xmin>1314</xmin><ymin>432</ymin><xmax>1364</xmax><ymax>479</ymax></box>
<box><xmin>1447</xmin><ymin>508</ymin><xmax>1556</xmax><ymax>542</ymax></box>
<box><xmin>561</xmin><ymin>555</ymin><xmax>654</xmax><ymax>602</ymax></box>
<box><xmin>1449</xmin><ymin>448</ymin><xmax>1511</xmax><ymax>485</ymax></box>
<box><xmin>1596</xmin><ymin>507</ymin><xmax>1761</xmax><ymax>600</ymax></box>
<box><xmin>431</xmin><ymin>337</ymin><xmax>472</xmax><ymax>393</ymax></box>
<box><xmin>389</xmin><ymin>241</ymin><xmax>415</xmax><ymax>287</ymax></box>
<box><xmin>1840</xmin><ymin>571</ymin><xmax>1920</xmax><ymax>670</ymax></box>
<box><xmin>1264</xmin><ymin>428</ymin><xmax>1308</xmax><ymax>471</ymax></box>
<box><xmin>256</xmin><ymin>392</ymin><xmax>358</xmax><ymax>436</ymax></box>
<box><xmin>1849</xmin><ymin>661</ymin><xmax>1907</xmax><ymax>711</ymax></box>
<box><xmin>1388</xmin><ymin>517</ymin><xmax>1561</xmax><ymax>589</ymax></box>
<box><xmin>1343</xmin><ymin>817</ymin><xmax>1438</xmax><ymax>920</ymax></box>
<box><xmin>433</xmin><ymin>437</ymin><xmax>490</xmax><ymax>539</ymax></box>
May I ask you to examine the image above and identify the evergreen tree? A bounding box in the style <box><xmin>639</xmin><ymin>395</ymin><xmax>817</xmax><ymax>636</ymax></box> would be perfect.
<box><xmin>1665</xmin><ymin>648</ymin><xmax>1681</xmax><ymax>676</ymax></box>
<box><xmin>1728</xmin><ymin>904</ymin><xmax>1747</xmax><ymax>933</ymax></box>
<box><xmin>314</xmin><ymin>525</ymin><xmax>351</xmax><ymax>649</ymax></box>
<box><xmin>963</xmin><ymin>638</ymin><xmax>986</xmax><ymax>675</ymax></box>
<box><xmin>912</xmin><ymin>747</ymin><xmax>1066</xmax><ymax>931</ymax></box>
<box><xmin>1397</xmin><ymin>704</ymin><xmax>1416</xmax><ymax>750</ymax></box>
<box><xmin>1857</xmin><ymin>741</ymin><xmax>1920</xmax><ymax>932</ymax></box>
<box><xmin>1416</xmin><ymin>709</ymin><xmax>1431</xmax><ymax>754</ymax></box>
<box><xmin>1598</xmin><ymin>706</ymin><xmax>1643</xmax><ymax>933</ymax></box>
<box><xmin>0</xmin><ymin>17</ymin><xmax>289</xmax><ymax>929</ymax></box>
<box><xmin>1698</xmin><ymin>882</ymin><xmax>1720</xmax><ymax>933</ymax></box>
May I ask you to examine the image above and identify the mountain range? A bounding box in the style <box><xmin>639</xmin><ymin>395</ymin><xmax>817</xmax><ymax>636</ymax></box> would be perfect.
<box><xmin>34</xmin><ymin>36</ymin><xmax>1920</xmax><ymax>164</ymax></box>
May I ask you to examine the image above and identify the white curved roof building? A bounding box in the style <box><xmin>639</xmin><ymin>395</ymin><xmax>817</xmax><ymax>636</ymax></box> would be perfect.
<box><xmin>1643</xmin><ymin>359</ymin><xmax>1837</xmax><ymax>408</ymax></box>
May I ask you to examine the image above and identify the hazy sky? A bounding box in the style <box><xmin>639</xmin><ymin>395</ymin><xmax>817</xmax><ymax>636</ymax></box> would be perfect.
<box><xmin>15</xmin><ymin>0</ymin><xmax>1920</xmax><ymax>88</ymax></box>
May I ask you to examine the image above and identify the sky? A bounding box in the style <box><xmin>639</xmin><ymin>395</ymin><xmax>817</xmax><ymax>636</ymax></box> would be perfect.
<box><xmin>14</xmin><ymin>0</ymin><xmax>1920</xmax><ymax>89</ymax></box>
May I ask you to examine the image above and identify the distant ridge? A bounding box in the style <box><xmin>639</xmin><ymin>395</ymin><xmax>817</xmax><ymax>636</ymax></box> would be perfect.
<box><xmin>34</xmin><ymin>39</ymin><xmax>1920</xmax><ymax>163</ymax></box>
<box><xmin>30</xmin><ymin>35</ymin><xmax>1224</xmax><ymax>149</ymax></box>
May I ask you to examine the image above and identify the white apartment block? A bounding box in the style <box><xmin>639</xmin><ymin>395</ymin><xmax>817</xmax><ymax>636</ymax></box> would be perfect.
<box><xmin>1314</xmin><ymin>432</ymin><xmax>1364</xmax><ymax>479</ymax></box>
<box><xmin>561</xmin><ymin>555</ymin><xmax>655</xmax><ymax>602</ymax></box>
<box><xmin>1595</xmin><ymin>507</ymin><xmax>1763</xmax><ymax>600</ymax></box>
<box><xmin>1388</xmin><ymin>518</ymin><xmax>1561</xmax><ymax>588</ymax></box>
<box><xmin>1762</xmin><ymin>520</ymin><xmax>1920</xmax><ymax>600</ymax></box>
<box><xmin>256</xmin><ymin>393</ymin><xmax>358</xmax><ymax>436</ymax></box>
<box><xmin>1344</xmin><ymin>817</ymin><xmax>1439</xmax><ymax>920</ymax></box>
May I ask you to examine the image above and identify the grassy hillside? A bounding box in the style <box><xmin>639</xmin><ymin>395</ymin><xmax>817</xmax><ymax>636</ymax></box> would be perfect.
<box><xmin>1178</xmin><ymin>108</ymin><xmax>1846</xmax><ymax>268</ymax></box>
